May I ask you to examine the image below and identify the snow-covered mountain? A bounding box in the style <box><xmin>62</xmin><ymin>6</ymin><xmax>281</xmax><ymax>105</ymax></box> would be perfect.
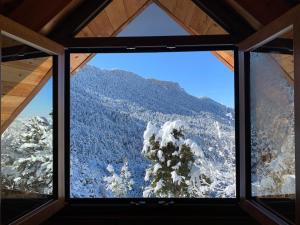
<box><xmin>70</xmin><ymin>65</ymin><xmax>236</xmax><ymax>198</ymax></box>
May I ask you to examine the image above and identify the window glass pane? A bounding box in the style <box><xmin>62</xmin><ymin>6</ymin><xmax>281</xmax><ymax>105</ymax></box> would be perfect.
<box><xmin>70</xmin><ymin>51</ymin><xmax>236</xmax><ymax>199</ymax></box>
<box><xmin>1</xmin><ymin>35</ymin><xmax>55</xmax><ymax>224</ymax></box>
<box><xmin>250</xmin><ymin>30</ymin><xmax>295</xmax><ymax>222</ymax></box>
<box><xmin>76</xmin><ymin>2</ymin><xmax>227</xmax><ymax>38</ymax></box>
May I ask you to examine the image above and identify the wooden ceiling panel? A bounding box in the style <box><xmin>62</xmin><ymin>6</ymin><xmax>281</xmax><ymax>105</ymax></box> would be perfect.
<box><xmin>1</xmin><ymin>81</ymin><xmax>36</xmax><ymax>97</ymax></box>
<box><xmin>78</xmin><ymin>12</ymin><xmax>114</xmax><ymax>37</ymax></box>
<box><xmin>1</xmin><ymin>57</ymin><xmax>52</xmax><ymax>132</ymax></box>
<box><xmin>105</xmin><ymin>0</ymin><xmax>128</xmax><ymax>30</ymax></box>
<box><xmin>271</xmin><ymin>53</ymin><xmax>294</xmax><ymax>82</ymax></box>
<box><xmin>156</xmin><ymin>0</ymin><xmax>226</xmax><ymax>35</ymax></box>
<box><xmin>1</xmin><ymin>58</ymin><xmax>52</xmax><ymax>85</ymax></box>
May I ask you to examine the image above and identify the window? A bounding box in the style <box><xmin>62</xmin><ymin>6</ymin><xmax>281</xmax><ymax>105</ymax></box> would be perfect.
<box><xmin>250</xmin><ymin>30</ymin><xmax>295</xmax><ymax>222</ymax></box>
<box><xmin>69</xmin><ymin>50</ymin><xmax>236</xmax><ymax>199</ymax></box>
<box><xmin>68</xmin><ymin>0</ymin><xmax>236</xmax><ymax>202</ymax></box>
<box><xmin>1</xmin><ymin>35</ymin><xmax>57</xmax><ymax>224</ymax></box>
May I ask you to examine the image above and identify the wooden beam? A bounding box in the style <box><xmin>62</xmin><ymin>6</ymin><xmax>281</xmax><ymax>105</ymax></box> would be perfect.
<box><xmin>192</xmin><ymin>0</ymin><xmax>255</xmax><ymax>41</ymax></box>
<box><xmin>238</xmin><ymin>4</ymin><xmax>300</xmax><ymax>51</ymax></box>
<box><xmin>49</xmin><ymin>0</ymin><xmax>112</xmax><ymax>40</ymax></box>
<box><xmin>225</xmin><ymin>0</ymin><xmax>262</xmax><ymax>30</ymax></box>
<box><xmin>0</xmin><ymin>15</ymin><xmax>64</xmax><ymax>55</ymax></box>
<box><xmin>8</xmin><ymin>0</ymin><xmax>72</xmax><ymax>32</ymax></box>
<box><xmin>234</xmin><ymin>0</ymin><xmax>293</xmax><ymax>25</ymax></box>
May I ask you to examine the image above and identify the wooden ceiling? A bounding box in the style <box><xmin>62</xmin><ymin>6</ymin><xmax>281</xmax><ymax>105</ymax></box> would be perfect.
<box><xmin>1</xmin><ymin>56</ymin><xmax>53</xmax><ymax>132</ymax></box>
<box><xmin>1</xmin><ymin>0</ymin><xmax>298</xmax><ymax>133</ymax></box>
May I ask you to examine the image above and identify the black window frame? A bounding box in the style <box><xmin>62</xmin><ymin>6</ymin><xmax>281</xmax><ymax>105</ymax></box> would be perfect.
<box><xmin>64</xmin><ymin>35</ymin><xmax>240</xmax><ymax>205</ymax></box>
<box><xmin>245</xmin><ymin>39</ymin><xmax>295</xmax><ymax>224</ymax></box>
<box><xmin>1</xmin><ymin>48</ymin><xmax>59</xmax><ymax>225</ymax></box>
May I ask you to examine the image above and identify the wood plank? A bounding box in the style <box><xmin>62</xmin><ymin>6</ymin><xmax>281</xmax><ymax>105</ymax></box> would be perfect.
<box><xmin>0</xmin><ymin>15</ymin><xmax>64</xmax><ymax>55</ymax></box>
<box><xmin>212</xmin><ymin>51</ymin><xmax>234</xmax><ymax>70</ymax></box>
<box><xmin>1</xmin><ymin>96</ymin><xmax>26</xmax><ymax>116</ymax></box>
<box><xmin>271</xmin><ymin>53</ymin><xmax>294</xmax><ymax>82</ymax></box>
<box><xmin>77</xmin><ymin>12</ymin><xmax>114</xmax><ymax>38</ymax></box>
<box><xmin>70</xmin><ymin>53</ymin><xmax>93</xmax><ymax>73</ymax></box>
<box><xmin>2</xmin><ymin>57</ymin><xmax>52</xmax><ymax>72</ymax></box>
<box><xmin>1</xmin><ymin>69</ymin><xmax>52</xmax><ymax>133</ymax></box>
<box><xmin>1</xmin><ymin>57</ymin><xmax>52</xmax><ymax>84</ymax></box>
<box><xmin>105</xmin><ymin>0</ymin><xmax>128</xmax><ymax>30</ymax></box>
<box><xmin>1</xmin><ymin>81</ymin><xmax>36</xmax><ymax>97</ymax></box>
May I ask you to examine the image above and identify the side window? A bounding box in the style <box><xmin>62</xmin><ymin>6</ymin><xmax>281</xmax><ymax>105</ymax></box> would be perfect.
<box><xmin>250</xmin><ymin>31</ymin><xmax>295</xmax><ymax>222</ymax></box>
<box><xmin>1</xmin><ymin>34</ymin><xmax>56</xmax><ymax>225</ymax></box>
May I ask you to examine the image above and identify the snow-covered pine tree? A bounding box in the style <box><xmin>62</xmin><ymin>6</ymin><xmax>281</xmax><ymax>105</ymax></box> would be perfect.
<box><xmin>103</xmin><ymin>159</ymin><xmax>134</xmax><ymax>197</ymax></box>
<box><xmin>142</xmin><ymin>120</ymin><xmax>212</xmax><ymax>198</ymax></box>
<box><xmin>1</xmin><ymin>116</ymin><xmax>53</xmax><ymax>195</ymax></box>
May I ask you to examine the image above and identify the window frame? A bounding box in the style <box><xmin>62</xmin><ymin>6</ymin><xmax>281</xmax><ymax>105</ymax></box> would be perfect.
<box><xmin>238</xmin><ymin>5</ymin><xmax>300</xmax><ymax>225</ymax></box>
<box><xmin>0</xmin><ymin>15</ymin><xmax>65</xmax><ymax>225</ymax></box>
<box><xmin>64</xmin><ymin>35</ymin><xmax>240</xmax><ymax>204</ymax></box>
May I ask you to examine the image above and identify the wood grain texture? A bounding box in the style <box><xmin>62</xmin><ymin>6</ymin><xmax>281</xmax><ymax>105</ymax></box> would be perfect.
<box><xmin>1</xmin><ymin>57</ymin><xmax>52</xmax><ymax>133</ymax></box>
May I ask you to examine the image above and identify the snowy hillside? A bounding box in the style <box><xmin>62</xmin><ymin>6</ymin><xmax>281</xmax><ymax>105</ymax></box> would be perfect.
<box><xmin>70</xmin><ymin>65</ymin><xmax>236</xmax><ymax>198</ymax></box>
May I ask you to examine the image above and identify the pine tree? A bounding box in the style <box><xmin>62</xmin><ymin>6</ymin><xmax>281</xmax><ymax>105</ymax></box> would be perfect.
<box><xmin>142</xmin><ymin>120</ymin><xmax>211</xmax><ymax>197</ymax></box>
<box><xmin>1</xmin><ymin>116</ymin><xmax>53</xmax><ymax>194</ymax></box>
<box><xmin>103</xmin><ymin>159</ymin><xmax>134</xmax><ymax>197</ymax></box>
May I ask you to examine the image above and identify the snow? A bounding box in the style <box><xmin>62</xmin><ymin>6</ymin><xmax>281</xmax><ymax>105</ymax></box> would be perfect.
<box><xmin>153</xmin><ymin>163</ymin><xmax>162</xmax><ymax>174</ymax></box>
<box><xmin>1</xmin><ymin>65</ymin><xmax>237</xmax><ymax>198</ymax></box>
<box><xmin>1</xmin><ymin>116</ymin><xmax>53</xmax><ymax>195</ymax></box>
<box><xmin>68</xmin><ymin>65</ymin><xmax>236</xmax><ymax>198</ymax></box>
<box><xmin>171</xmin><ymin>171</ymin><xmax>184</xmax><ymax>185</ymax></box>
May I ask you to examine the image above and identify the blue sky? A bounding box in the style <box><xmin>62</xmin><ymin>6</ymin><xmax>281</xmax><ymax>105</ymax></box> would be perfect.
<box><xmin>16</xmin><ymin>2</ymin><xmax>233</xmax><ymax>120</ymax></box>
<box><xmin>19</xmin><ymin>78</ymin><xmax>53</xmax><ymax>119</ymax></box>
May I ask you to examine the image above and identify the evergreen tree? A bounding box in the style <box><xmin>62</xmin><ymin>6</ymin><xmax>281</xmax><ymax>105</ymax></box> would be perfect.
<box><xmin>1</xmin><ymin>117</ymin><xmax>53</xmax><ymax>194</ymax></box>
<box><xmin>103</xmin><ymin>159</ymin><xmax>134</xmax><ymax>197</ymax></box>
<box><xmin>142</xmin><ymin>120</ymin><xmax>212</xmax><ymax>197</ymax></box>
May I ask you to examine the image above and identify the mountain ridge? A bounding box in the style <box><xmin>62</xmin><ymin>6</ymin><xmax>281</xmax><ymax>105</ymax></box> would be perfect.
<box><xmin>70</xmin><ymin>65</ymin><xmax>236</xmax><ymax>198</ymax></box>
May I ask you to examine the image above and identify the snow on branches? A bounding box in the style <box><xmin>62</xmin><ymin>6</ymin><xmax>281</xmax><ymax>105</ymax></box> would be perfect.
<box><xmin>103</xmin><ymin>159</ymin><xmax>134</xmax><ymax>197</ymax></box>
<box><xmin>1</xmin><ymin>116</ymin><xmax>53</xmax><ymax>195</ymax></box>
<box><xmin>142</xmin><ymin>120</ymin><xmax>214</xmax><ymax>198</ymax></box>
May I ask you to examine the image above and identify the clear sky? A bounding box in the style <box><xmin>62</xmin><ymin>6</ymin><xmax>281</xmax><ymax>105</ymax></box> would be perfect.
<box><xmin>15</xmin><ymin>2</ymin><xmax>234</xmax><ymax>121</ymax></box>
<box><xmin>19</xmin><ymin>78</ymin><xmax>53</xmax><ymax>119</ymax></box>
